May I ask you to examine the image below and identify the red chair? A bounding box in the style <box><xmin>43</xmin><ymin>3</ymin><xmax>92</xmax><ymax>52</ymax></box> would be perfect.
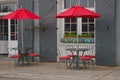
<box><xmin>57</xmin><ymin>50</ymin><xmax>71</xmax><ymax>70</ymax></box>
<box><xmin>25</xmin><ymin>48</ymin><xmax>40</xmax><ymax>63</ymax></box>
<box><xmin>8</xmin><ymin>48</ymin><xmax>21</xmax><ymax>67</ymax></box>
<box><xmin>28</xmin><ymin>53</ymin><xmax>39</xmax><ymax>57</ymax></box>
<box><xmin>28</xmin><ymin>53</ymin><xmax>39</xmax><ymax>65</ymax></box>
<box><xmin>9</xmin><ymin>55</ymin><xmax>21</xmax><ymax>66</ymax></box>
<box><xmin>80</xmin><ymin>56</ymin><xmax>92</xmax><ymax>68</ymax></box>
<box><xmin>84</xmin><ymin>55</ymin><xmax>96</xmax><ymax>58</ymax></box>
<box><xmin>81</xmin><ymin>46</ymin><xmax>96</xmax><ymax>68</ymax></box>
<box><xmin>84</xmin><ymin>55</ymin><xmax>96</xmax><ymax>65</ymax></box>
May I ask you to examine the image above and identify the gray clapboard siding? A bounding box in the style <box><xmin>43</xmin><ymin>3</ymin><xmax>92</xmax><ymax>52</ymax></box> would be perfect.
<box><xmin>96</xmin><ymin>0</ymin><xmax>116</xmax><ymax>65</ymax></box>
<box><xmin>18</xmin><ymin>0</ymin><xmax>57</xmax><ymax>62</ymax></box>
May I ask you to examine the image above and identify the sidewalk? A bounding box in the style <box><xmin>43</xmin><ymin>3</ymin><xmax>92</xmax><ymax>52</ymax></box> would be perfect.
<box><xmin>0</xmin><ymin>60</ymin><xmax>120</xmax><ymax>80</ymax></box>
<box><xmin>0</xmin><ymin>55</ymin><xmax>120</xmax><ymax>80</ymax></box>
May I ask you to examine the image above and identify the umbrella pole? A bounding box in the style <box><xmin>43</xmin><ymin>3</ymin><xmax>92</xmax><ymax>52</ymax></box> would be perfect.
<box><xmin>21</xmin><ymin>20</ymin><xmax>24</xmax><ymax>52</ymax></box>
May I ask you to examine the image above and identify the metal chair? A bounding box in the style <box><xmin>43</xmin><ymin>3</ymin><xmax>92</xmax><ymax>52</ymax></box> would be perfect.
<box><xmin>56</xmin><ymin>49</ymin><xmax>71</xmax><ymax>70</ymax></box>
<box><xmin>26</xmin><ymin>48</ymin><xmax>40</xmax><ymax>64</ymax></box>
<box><xmin>8</xmin><ymin>48</ymin><xmax>21</xmax><ymax>67</ymax></box>
<box><xmin>80</xmin><ymin>45</ymin><xmax>96</xmax><ymax>68</ymax></box>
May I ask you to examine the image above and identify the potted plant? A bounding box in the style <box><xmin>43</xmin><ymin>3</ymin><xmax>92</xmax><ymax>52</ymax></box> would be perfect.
<box><xmin>63</xmin><ymin>32</ymin><xmax>77</xmax><ymax>43</ymax></box>
<box><xmin>85</xmin><ymin>33</ymin><xmax>92</xmax><ymax>38</ymax></box>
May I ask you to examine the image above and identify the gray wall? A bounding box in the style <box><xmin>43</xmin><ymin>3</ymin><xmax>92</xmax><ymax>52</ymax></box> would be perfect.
<box><xmin>18</xmin><ymin>0</ymin><xmax>34</xmax><ymax>50</ymax></box>
<box><xmin>18</xmin><ymin>0</ymin><xmax>57</xmax><ymax>62</ymax></box>
<box><xmin>39</xmin><ymin>0</ymin><xmax>57</xmax><ymax>62</ymax></box>
<box><xmin>115</xmin><ymin>0</ymin><xmax>120</xmax><ymax>65</ymax></box>
<box><xmin>96</xmin><ymin>0</ymin><xmax>116</xmax><ymax>65</ymax></box>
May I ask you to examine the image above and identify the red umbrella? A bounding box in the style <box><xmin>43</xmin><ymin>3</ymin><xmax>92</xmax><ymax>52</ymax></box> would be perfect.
<box><xmin>2</xmin><ymin>7</ymin><xmax>40</xmax><ymax>20</ymax></box>
<box><xmin>2</xmin><ymin>7</ymin><xmax>41</xmax><ymax>52</ymax></box>
<box><xmin>56</xmin><ymin>5</ymin><xmax>100</xmax><ymax>18</ymax></box>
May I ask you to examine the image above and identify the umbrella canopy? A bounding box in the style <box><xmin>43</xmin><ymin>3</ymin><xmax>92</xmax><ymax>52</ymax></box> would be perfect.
<box><xmin>56</xmin><ymin>5</ymin><xmax>100</xmax><ymax>18</ymax></box>
<box><xmin>2</xmin><ymin>7</ymin><xmax>41</xmax><ymax>20</ymax></box>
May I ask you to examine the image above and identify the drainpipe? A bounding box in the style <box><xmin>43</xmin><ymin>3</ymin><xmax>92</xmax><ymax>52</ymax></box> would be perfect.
<box><xmin>32</xmin><ymin>0</ymin><xmax>34</xmax><ymax>53</ymax></box>
<box><xmin>33</xmin><ymin>0</ymin><xmax>40</xmax><ymax>61</ymax></box>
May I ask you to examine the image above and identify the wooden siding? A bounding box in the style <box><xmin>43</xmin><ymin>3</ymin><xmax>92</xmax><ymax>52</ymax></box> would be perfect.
<box><xmin>96</xmin><ymin>0</ymin><xmax>116</xmax><ymax>65</ymax></box>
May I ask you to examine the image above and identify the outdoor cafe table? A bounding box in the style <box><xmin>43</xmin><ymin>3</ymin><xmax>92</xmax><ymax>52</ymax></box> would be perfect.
<box><xmin>66</xmin><ymin>48</ymin><xmax>90</xmax><ymax>69</ymax></box>
<box><xmin>17</xmin><ymin>52</ymin><xmax>30</xmax><ymax>66</ymax></box>
<box><xmin>12</xmin><ymin>48</ymin><xmax>31</xmax><ymax>66</ymax></box>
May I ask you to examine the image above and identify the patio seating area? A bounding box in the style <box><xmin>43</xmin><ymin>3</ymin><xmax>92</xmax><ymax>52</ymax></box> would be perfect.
<box><xmin>0</xmin><ymin>55</ymin><xmax>120</xmax><ymax>80</ymax></box>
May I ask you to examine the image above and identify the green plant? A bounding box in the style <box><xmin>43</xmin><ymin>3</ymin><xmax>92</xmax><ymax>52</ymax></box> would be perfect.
<box><xmin>78</xmin><ymin>33</ymin><xmax>92</xmax><ymax>38</ymax></box>
<box><xmin>64</xmin><ymin>34</ymin><xmax>68</xmax><ymax>38</ymax></box>
<box><xmin>78</xmin><ymin>34</ymin><xmax>82</xmax><ymax>38</ymax></box>
<box><xmin>64</xmin><ymin>32</ymin><xmax>77</xmax><ymax>38</ymax></box>
<box><xmin>85</xmin><ymin>33</ymin><xmax>92</xmax><ymax>38</ymax></box>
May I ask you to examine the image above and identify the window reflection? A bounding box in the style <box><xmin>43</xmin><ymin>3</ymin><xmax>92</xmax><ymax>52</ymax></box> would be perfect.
<box><xmin>0</xmin><ymin>2</ymin><xmax>17</xmax><ymax>12</ymax></box>
<box><xmin>64</xmin><ymin>18</ymin><xmax>77</xmax><ymax>34</ymax></box>
<box><xmin>64</xmin><ymin>0</ymin><xmax>95</xmax><ymax>8</ymax></box>
<box><xmin>0</xmin><ymin>19</ymin><xmax>17</xmax><ymax>41</ymax></box>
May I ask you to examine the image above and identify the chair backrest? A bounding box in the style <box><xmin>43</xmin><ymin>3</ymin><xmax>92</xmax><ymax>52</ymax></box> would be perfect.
<box><xmin>65</xmin><ymin>45</ymin><xmax>74</xmax><ymax>55</ymax></box>
<box><xmin>83</xmin><ymin>45</ymin><xmax>95</xmax><ymax>56</ymax></box>
<box><xmin>8</xmin><ymin>48</ymin><xmax>19</xmax><ymax>57</ymax></box>
<box><xmin>57</xmin><ymin>49</ymin><xmax>61</xmax><ymax>57</ymax></box>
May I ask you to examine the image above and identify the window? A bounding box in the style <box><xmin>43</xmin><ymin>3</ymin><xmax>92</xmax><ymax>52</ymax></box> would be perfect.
<box><xmin>62</xmin><ymin>18</ymin><xmax>95</xmax><ymax>43</ymax></box>
<box><xmin>0</xmin><ymin>2</ymin><xmax>17</xmax><ymax>12</ymax></box>
<box><xmin>0</xmin><ymin>2</ymin><xmax>18</xmax><ymax>40</ymax></box>
<box><xmin>0</xmin><ymin>19</ymin><xmax>8</xmax><ymax>40</ymax></box>
<box><xmin>60</xmin><ymin>0</ymin><xmax>96</xmax><ymax>43</ymax></box>
<box><xmin>0</xmin><ymin>19</ymin><xmax>17</xmax><ymax>40</ymax></box>
<box><xmin>82</xmin><ymin>18</ymin><xmax>94</xmax><ymax>38</ymax></box>
<box><xmin>64</xmin><ymin>0</ymin><xmax>95</xmax><ymax>8</ymax></box>
<box><xmin>64</xmin><ymin>18</ymin><xmax>77</xmax><ymax>34</ymax></box>
<box><xmin>11</xmin><ymin>20</ymin><xmax>17</xmax><ymax>40</ymax></box>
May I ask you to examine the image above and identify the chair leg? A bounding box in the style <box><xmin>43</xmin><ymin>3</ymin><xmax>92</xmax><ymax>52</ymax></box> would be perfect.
<box><xmin>29</xmin><ymin>56</ymin><xmax>39</xmax><ymax>65</ymax></box>
<box><xmin>82</xmin><ymin>60</ymin><xmax>88</xmax><ymax>68</ymax></box>
<box><xmin>8</xmin><ymin>58</ymin><xmax>17</xmax><ymax>68</ymax></box>
<box><xmin>56</xmin><ymin>60</ymin><xmax>60</xmax><ymax>69</ymax></box>
<box><xmin>14</xmin><ymin>58</ymin><xmax>17</xmax><ymax>67</ymax></box>
<box><xmin>8</xmin><ymin>58</ymin><xmax>12</xmax><ymax>68</ymax></box>
<box><xmin>59</xmin><ymin>60</ymin><xmax>63</xmax><ymax>70</ymax></box>
<box><xmin>65</xmin><ymin>59</ymin><xmax>71</xmax><ymax>68</ymax></box>
<box><xmin>69</xmin><ymin>58</ymin><xmax>76</xmax><ymax>68</ymax></box>
<box><xmin>56</xmin><ymin>60</ymin><xmax>63</xmax><ymax>70</ymax></box>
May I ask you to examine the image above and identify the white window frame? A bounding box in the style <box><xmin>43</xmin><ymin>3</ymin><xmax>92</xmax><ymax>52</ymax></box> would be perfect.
<box><xmin>64</xmin><ymin>0</ymin><xmax>95</xmax><ymax>9</ymax></box>
<box><xmin>58</xmin><ymin>0</ymin><xmax>96</xmax><ymax>44</ymax></box>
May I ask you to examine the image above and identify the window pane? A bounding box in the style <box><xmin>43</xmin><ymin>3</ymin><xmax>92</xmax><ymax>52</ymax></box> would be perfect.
<box><xmin>64</xmin><ymin>0</ymin><xmax>70</xmax><ymax>8</ymax></box>
<box><xmin>71</xmin><ymin>0</ymin><xmax>77</xmax><ymax>6</ymax></box>
<box><xmin>0</xmin><ymin>19</ymin><xmax>2</xmax><ymax>25</ymax></box>
<box><xmin>65</xmin><ymin>18</ymin><xmax>70</xmax><ymax>23</ymax></box>
<box><xmin>0</xmin><ymin>2</ymin><xmax>17</xmax><ymax>12</ymax></box>
<box><xmin>89</xmin><ymin>24</ymin><xmax>94</xmax><ymax>31</ymax></box>
<box><xmin>82</xmin><ymin>24</ymin><xmax>87</xmax><ymax>32</ymax></box>
<box><xmin>9</xmin><ymin>3</ymin><xmax>16</xmax><ymax>11</ymax></box>
<box><xmin>80</xmin><ymin>0</ymin><xmax>87</xmax><ymax>7</ymax></box>
<box><xmin>82</xmin><ymin>18</ymin><xmax>88</xmax><ymax>23</ymax></box>
<box><xmin>71</xmin><ymin>18</ymin><xmax>77</xmax><ymax>22</ymax></box>
<box><xmin>1</xmin><ymin>5</ymin><xmax>9</xmax><ymax>12</ymax></box>
<box><xmin>71</xmin><ymin>24</ymin><xmax>77</xmax><ymax>31</ymax></box>
<box><xmin>11</xmin><ymin>20</ymin><xmax>16</xmax><ymax>24</ymax></box>
<box><xmin>65</xmin><ymin>24</ymin><xmax>70</xmax><ymax>31</ymax></box>
<box><xmin>11</xmin><ymin>25</ymin><xmax>15</xmax><ymax>32</ymax></box>
<box><xmin>89</xmin><ymin>0</ymin><xmax>94</xmax><ymax>8</ymax></box>
<box><xmin>64</xmin><ymin>0</ymin><xmax>95</xmax><ymax>8</ymax></box>
<box><xmin>64</xmin><ymin>0</ymin><xmax>81</xmax><ymax>8</ymax></box>
<box><xmin>3</xmin><ymin>20</ymin><xmax>8</xmax><ymax>25</ymax></box>
<box><xmin>89</xmin><ymin>18</ymin><xmax>94</xmax><ymax>22</ymax></box>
